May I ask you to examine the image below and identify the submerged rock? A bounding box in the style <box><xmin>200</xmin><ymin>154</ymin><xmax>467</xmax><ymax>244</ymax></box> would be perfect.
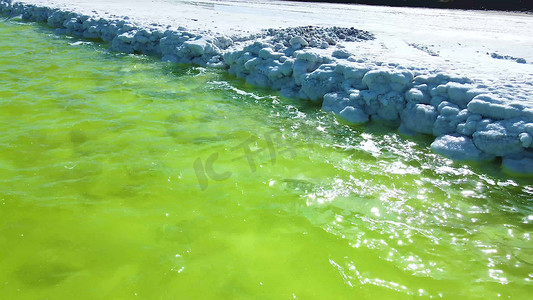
<box><xmin>502</xmin><ymin>152</ymin><xmax>533</xmax><ymax>176</ymax></box>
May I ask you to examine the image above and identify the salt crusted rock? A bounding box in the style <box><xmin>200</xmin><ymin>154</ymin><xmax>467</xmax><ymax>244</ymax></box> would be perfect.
<box><xmin>400</xmin><ymin>103</ymin><xmax>438</xmax><ymax>135</ymax></box>
<box><xmin>472</xmin><ymin>119</ymin><xmax>526</xmax><ymax>156</ymax></box>
<box><xmin>431</xmin><ymin>134</ymin><xmax>495</xmax><ymax>161</ymax></box>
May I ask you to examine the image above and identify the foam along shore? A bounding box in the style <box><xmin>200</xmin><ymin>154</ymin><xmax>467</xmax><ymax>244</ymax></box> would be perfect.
<box><xmin>1</xmin><ymin>0</ymin><xmax>532</xmax><ymax>176</ymax></box>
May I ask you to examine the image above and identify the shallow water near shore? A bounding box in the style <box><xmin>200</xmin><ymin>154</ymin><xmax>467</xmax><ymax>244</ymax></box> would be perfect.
<box><xmin>0</xmin><ymin>19</ymin><xmax>532</xmax><ymax>299</ymax></box>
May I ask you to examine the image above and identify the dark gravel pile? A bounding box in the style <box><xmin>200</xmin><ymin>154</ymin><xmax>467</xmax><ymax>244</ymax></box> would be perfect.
<box><xmin>265</xmin><ymin>26</ymin><xmax>374</xmax><ymax>47</ymax></box>
<box><xmin>489</xmin><ymin>52</ymin><xmax>527</xmax><ymax>64</ymax></box>
<box><xmin>231</xmin><ymin>25</ymin><xmax>374</xmax><ymax>48</ymax></box>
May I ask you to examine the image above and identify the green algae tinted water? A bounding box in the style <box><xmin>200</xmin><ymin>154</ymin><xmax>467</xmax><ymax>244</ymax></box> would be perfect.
<box><xmin>0</xmin><ymin>19</ymin><xmax>532</xmax><ymax>299</ymax></box>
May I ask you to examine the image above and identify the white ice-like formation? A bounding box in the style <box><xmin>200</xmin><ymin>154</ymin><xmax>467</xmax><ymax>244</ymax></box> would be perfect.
<box><xmin>1</xmin><ymin>0</ymin><xmax>532</xmax><ymax>176</ymax></box>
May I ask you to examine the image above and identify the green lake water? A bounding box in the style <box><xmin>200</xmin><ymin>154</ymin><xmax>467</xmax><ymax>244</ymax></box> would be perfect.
<box><xmin>0</xmin><ymin>19</ymin><xmax>532</xmax><ymax>299</ymax></box>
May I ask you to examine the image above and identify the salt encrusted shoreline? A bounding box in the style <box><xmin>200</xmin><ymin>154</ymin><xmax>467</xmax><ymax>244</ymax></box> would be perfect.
<box><xmin>1</xmin><ymin>0</ymin><xmax>532</xmax><ymax>175</ymax></box>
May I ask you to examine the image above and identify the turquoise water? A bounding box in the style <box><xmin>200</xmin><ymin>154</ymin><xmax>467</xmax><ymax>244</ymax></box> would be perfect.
<box><xmin>0</xmin><ymin>19</ymin><xmax>532</xmax><ymax>299</ymax></box>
